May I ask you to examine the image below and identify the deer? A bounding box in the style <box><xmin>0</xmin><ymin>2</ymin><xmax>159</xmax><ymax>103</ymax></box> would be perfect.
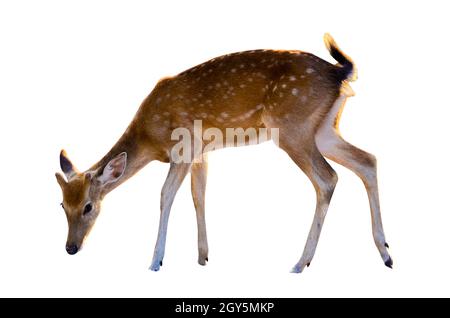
<box><xmin>55</xmin><ymin>33</ymin><xmax>392</xmax><ymax>273</ymax></box>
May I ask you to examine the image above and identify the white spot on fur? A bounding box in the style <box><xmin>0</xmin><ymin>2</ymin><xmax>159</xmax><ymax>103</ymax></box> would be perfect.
<box><xmin>240</xmin><ymin>84</ymin><xmax>246</xmax><ymax>88</ymax></box>
<box><xmin>231</xmin><ymin>68</ymin><xmax>236</xmax><ymax>73</ymax></box>
<box><xmin>240</xmin><ymin>106</ymin><xmax>262</xmax><ymax>120</ymax></box>
<box><xmin>306</xmin><ymin>68</ymin><xmax>314</xmax><ymax>74</ymax></box>
<box><xmin>200</xmin><ymin>113</ymin><xmax>207</xmax><ymax>119</ymax></box>
<box><xmin>221</xmin><ymin>112</ymin><xmax>230</xmax><ymax>118</ymax></box>
<box><xmin>292</xmin><ymin>88</ymin><xmax>299</xmax><ymax>96</ymax></box>
<box><xmin>153</xmin><ymin>114</ymin><xmax>160</xmax><ymax>121</ymax></box>
<box><xmin>289</xmin><ymin>76</ymin><xmax>296</xmax><ymax>81</ymax></box>
<box><xmin>240</xmin><ymin>64</ymin><xmax>245</xmax><ymax>68</ymax></box>
<box><xmin>247</xmin><ymin>78</ymin><xmax>253</xmax><ymax>82</ymax></box>
<box><xmin>282</xmin><ymin>84</ymin><xmax>287</xmax><ymax>88</ymax></box>
<box><xmin>272</xmin><ymin>85</ymin><xmax>278</xmax><ymax>92</ymax></box>
<box><xmin>163</xmin><ymin>112</ymin><xmax>170</xmax><ymax>116</ymax></box>
<box><xmin>180</xmin><ymin>112</ymin><xmax>188</xmax><ymax>116</ymax></box>
<box><xmin>301</xmin><ymin>96</ymin><xmax>307</xmax><ymax>103</ymax></box>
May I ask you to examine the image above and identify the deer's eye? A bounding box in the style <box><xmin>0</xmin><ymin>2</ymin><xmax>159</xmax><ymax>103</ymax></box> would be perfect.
<box><xmin>83</xmin><ymin>203</ymin><xmax>93</xmax><ymax>215</ymax></box>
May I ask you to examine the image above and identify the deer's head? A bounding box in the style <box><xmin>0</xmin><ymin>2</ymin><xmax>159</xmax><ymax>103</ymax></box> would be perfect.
<box><xmin>55</xmin><ymin>150</ymin><xmax>127</xmax><ymax>255</ymax></box>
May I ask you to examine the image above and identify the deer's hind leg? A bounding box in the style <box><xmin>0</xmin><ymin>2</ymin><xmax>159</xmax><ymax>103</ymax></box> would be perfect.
<box><xmin>282</xmin><ymin>138</ymin><xmax>338</xmax><ymax>273</ymax></box>
<box><xmin>265</xmin><ymin>108</ymin><xmax>338</xmax><ymax>273</ymax></box>
<box><xmin>315</xmin><ymin>94</ymin><xmax>392</xmax><ymax>268</ymax></box>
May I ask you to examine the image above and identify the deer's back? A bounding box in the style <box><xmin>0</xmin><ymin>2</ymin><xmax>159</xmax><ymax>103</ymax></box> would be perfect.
<box><xmin>140</xmin><ymin>50</ymin><xmax>342</xmax><ymax>147</ymax></box>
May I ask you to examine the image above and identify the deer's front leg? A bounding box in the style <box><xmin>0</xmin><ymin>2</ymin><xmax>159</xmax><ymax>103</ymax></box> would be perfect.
<box><xmin>150</xmin><ymin>162</ymin><xmax>191</xmax><ymax>271</ymax></box>
<box><xmin>191</xmin><ymin>154</ymin><xmax>209</xmax><ymax>266</ymax></box>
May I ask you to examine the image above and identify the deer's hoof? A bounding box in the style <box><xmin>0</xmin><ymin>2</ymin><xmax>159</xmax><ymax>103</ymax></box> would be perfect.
<box><xmin>149</xmin><ymin>259</ymin><xmax>163</xmax><ymax>271</ymax></box>
<box><xmin>198</xmin><ymin>256</ymin><xmax>208</xmax><ymax>266</ymax></box>
<box><xmin>384</xmin><ymin>256</ymin><xmax>393</xmax><ymax>269</ymax></box>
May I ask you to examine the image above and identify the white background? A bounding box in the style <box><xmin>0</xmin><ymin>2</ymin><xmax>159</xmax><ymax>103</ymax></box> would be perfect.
<box><xmin>0</xmin><ymin>0</ymin><xmax>448</xmax><ymax>297</ymax></box>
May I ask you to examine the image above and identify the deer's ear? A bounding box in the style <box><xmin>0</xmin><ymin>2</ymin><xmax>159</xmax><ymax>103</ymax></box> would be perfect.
<box><xmin>97</xmin><ymin>152</ymin><xmax>127</xmax><ymax>186</ymax></box>
<box><xmin>60</xmin><ymin>150</ymin><xmax>78</xmax><ymax>180</ymax></box>
<box><xmin>55</xmin><ymin>172</ymin><xmax>67</xmax><ymax>189</ymax></box>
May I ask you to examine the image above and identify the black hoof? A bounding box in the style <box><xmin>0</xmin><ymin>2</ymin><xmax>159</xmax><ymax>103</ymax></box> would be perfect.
<box><xmin>384</xmin><ymin>257</ymin><xmax>393</xmax><ymax>269</ymax></box>
<box><xmin>159</xmin><ymin>260</ymin><xmax>163</xmax><ymax>266</ymax></box>
<box><xmin>384</xmin><ymin>242</ymin><xmax>389</xmax><ymax>248</ymax></box>
<box><xmin>306</xmin><ymin>262</ymin><xmax>311</xmax><ymax>267</ymax></box>
<box><xmin>205</xmin><ymin>257</ymin><xmax>208</xmax><ymax>262</ymax></box>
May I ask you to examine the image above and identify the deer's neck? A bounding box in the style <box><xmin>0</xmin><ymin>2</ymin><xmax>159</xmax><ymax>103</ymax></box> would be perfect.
<box><xmin>90</xmin><ymin>122</ymin><xmax>154</xmax><ymax>195</ymax></box>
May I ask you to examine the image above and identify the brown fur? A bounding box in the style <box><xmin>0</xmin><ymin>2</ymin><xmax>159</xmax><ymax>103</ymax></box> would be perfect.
<box><xmin>61</xmin><ymin>176</ymin><xmax>90</xmax><ymax>208</ymax></box>
<box><xmin>56</xmin><ymin>34</ymin><xmax>390</xmax><ymax>272</ymax></box>
<box><xmin>141</xmin><ymin>50</ymin><xmax>341</xmax><ymax>146</ymax></box>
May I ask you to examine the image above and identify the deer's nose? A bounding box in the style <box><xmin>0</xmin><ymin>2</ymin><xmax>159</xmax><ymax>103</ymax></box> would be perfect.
<box><xmin>66</xmin><ymin>244</ymin><xmax>78</xmax><ymax>255</ymax></box>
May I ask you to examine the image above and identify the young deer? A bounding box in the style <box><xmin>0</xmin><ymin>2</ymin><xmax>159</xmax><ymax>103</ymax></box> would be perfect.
<box><xmin>55</xmin><ymin>34</ymin><xmax>392</xmax><ymax>273</ymax></box>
